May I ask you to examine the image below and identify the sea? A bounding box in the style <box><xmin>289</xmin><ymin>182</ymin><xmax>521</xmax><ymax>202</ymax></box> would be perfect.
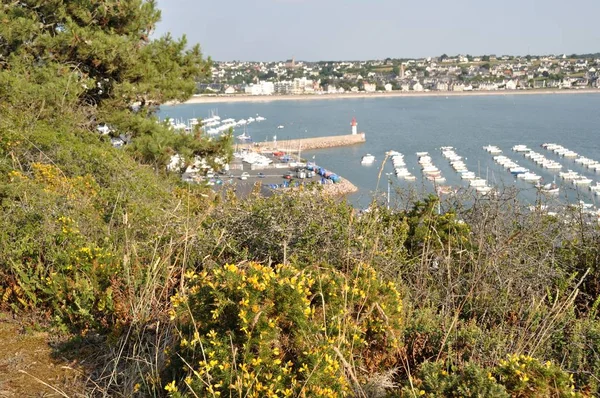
<box><xmin>159</xmin><ymin>93</ymin><xmax>600</xmax><ymax>210</ymax></box>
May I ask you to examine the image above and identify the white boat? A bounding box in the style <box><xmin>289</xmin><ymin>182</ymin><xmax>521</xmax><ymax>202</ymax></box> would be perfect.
<box><xmin>361</xmin><ymin>154</ymin><xmax>375</xmax><ymax>165</ymax></box>
<box><xmin>520</xmin><ymin>172</ymin><xmax>542</xmax><ymax>182</ymax></box>
<box><xmin>512</xmin><ymin>144</ymin><xmax>531</xmax><ymax>152</ymax></box>
<box><xmin>563</xmin><ymin>150</ymin><xmax>578</xmax><ymax>158</ymax></box>
<box><xmin>559</xmin><ymin>170</ymin><xmax>579</xmax><ymax>180</ymax></box>
<box><xmin>572</xmin><ymin>176</ymin><xmax>593</xmax><ymax>185</ymax></box>
<box><xmin>460</xmin><ymin>171</ymin><xmax>476</xmax><ymax>180</ymax></box>
<box><xmin>589</xmin><ymin>182</ymin><xmax>600</xmax><ymax>192</ymax></box>
<box><xmin>428</xmin><ymin>176</ymin><xmax>446</xmax><ymax>183</ymax></box>
<box><xmin>395</xmin><ymin>168</ymin><xmax>410</xmax><ymax>177</ymax></box>
<box><xmin>476</xmin><ymin>186</ymin><xmax>493</xmax><ymax>195</ymax></box>
<box><xmin>470</xmin><ymin>178</ymin><xmax>487</xmax><ymax>187</ymax></box>
<box><xmin>256</xmin><ymin>116</ymin><xmax>266</xmax><ymax>122</ymax></box>
<box><xmin>277</xmin><ymin>125</ymin><xmax>284</xmax><ymax>129</ymax></box>
<box><xmin>404</xmin><ymin>175</ymin><xmax>416</xmax><ymax>181</ymax></box>
<box><xmin>483</xmin><ymin>145</ymin><xmax>502</xmax><ymax>154</ymax></box>
<box><xmin>539</xmin><ymin>183</ymin><xmax>559</xmax><ymax>194</ymax></box>
<box><xmin>236</xmin><ymin>132</ymin><xmax>252</xmax><ymax>141</ymax></box>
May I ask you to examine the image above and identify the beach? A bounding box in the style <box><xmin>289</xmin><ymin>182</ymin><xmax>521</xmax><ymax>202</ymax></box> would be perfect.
<box><xmin>176</xmin><ymin>88</ymin><xmax>600</xmax><ymax>105</ymax></box>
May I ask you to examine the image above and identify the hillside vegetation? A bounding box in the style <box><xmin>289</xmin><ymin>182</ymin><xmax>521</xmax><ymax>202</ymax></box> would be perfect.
<box><xmin>1</xmin><ymin>1</ymin><xmax>600</xmax><ymax>397</ymax></box>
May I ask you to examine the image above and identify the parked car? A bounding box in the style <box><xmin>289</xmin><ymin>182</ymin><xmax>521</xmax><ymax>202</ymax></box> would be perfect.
<box><xmin>240</xmin><ymin>172</ymin><xmax>250</xmax><ymax>180</ymax></box>
<box><xmin>258</xmin><ymin>172</ymin><xmax>265</xmax><ymax>178</ymax></box>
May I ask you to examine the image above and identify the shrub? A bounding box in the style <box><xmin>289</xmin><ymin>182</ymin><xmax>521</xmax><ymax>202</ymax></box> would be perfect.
<box><xmin>403</xmin><ymin>361</ymin><xmax>508</xmax><ymax>397</ymax></box>
<box><xmin>495</xmin><ymin>354</ymin><xmax>584</xmax><ymax>397</ymax></box>
<box><xmin>165</xmin><ymin>262</ymin><xmax>404</xmax><ymax>397</ymax></box>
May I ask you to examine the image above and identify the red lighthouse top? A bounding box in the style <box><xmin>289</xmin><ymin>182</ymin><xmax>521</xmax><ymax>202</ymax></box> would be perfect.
<box><xmin>351</xmin><ymin>117</ymin><xmax>357</xmax><ymax>126</ymax></box>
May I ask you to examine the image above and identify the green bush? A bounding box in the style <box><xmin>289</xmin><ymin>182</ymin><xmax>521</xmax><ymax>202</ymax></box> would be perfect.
<box><xmin>166</xmin><ymin>262</ymin><xmax>404</xmax><ymax>397</ymax></box>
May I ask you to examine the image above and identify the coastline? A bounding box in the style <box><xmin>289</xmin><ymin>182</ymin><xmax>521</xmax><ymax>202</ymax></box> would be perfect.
<box><xmin>172</xmin><ymin>88</ymin><xmax>600</xmax><ymax>105</ymax></box>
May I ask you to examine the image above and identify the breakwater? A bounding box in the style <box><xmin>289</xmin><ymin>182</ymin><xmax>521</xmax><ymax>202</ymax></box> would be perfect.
<box><xmin>243</xmin><ymin>133</ymin><xmax>366</xmax><ymax>152</ymax></box>
<box><xmin>273</xmin><ymin>178</ymin><xmax>358</xmax><ymax>197</ymax></box>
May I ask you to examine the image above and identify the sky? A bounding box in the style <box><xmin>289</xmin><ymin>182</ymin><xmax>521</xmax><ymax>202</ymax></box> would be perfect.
<box><xmin>154</xmin><ymin>0</ymin><xmax>600</xmax><ymax>62</ymax></box>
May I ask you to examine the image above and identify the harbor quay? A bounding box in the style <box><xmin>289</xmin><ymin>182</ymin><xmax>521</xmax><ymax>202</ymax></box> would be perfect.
<box><xmin>207</xmin><ymin>149</ymin><xmax>359</xmax><ymax>198</ymax></box>
<box><xmin>240</xmin><ymin>132</ymin><xmax>366</xmax><ymax>153</ymax></box>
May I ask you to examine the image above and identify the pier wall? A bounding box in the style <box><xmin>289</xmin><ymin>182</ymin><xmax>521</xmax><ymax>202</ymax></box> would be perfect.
<box><xmin>245</xmin><ymin>133</ymin><xmax>366</xmax><ymax>152</ymax></box>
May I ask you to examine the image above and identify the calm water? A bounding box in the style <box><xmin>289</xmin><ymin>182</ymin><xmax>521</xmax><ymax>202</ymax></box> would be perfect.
<box><xmin>159</xmin><ymin>94</ymin><xmax>600</xmax><ymax>208</ymax></box>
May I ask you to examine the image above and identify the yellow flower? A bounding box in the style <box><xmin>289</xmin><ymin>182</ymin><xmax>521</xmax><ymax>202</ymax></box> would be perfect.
<box><xmin>164</xmin><ymin>380</ymin><xmax>178</xmax><ymax>393</ymax></box>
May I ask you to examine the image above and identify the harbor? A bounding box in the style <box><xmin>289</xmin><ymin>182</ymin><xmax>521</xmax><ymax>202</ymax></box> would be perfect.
<box><xmin>159</xmin><ymin>93</ymin><xmax>600</xmax><ymax>209</ymax></box>
<box><xmin>196</xmin><ymin>151</ymin><xmax>358</xmax><ymax>198</ymax></box>
<box><xmin>168</xmin><ymin>115</ymin><xmax>365</xmax><ymax>198</ymax></box>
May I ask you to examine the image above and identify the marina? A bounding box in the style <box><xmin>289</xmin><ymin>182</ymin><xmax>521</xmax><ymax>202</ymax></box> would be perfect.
<box><xmin>159</xmin><ymin>93</ymin><xmax>600</xmax><ymax>211</ymax></box>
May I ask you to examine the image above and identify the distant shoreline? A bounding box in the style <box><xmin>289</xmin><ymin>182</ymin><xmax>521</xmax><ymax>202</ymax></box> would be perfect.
<box><xmin>168</xmin><ymin>88</ymin><xmax>600</xmax><ymax>105</ymax></box>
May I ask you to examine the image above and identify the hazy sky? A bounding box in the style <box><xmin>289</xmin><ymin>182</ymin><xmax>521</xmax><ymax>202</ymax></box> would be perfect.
<box><xmin>154</xmin><ymin>0</ymin><xmax>600</xmax><ymax>61</ymax></box>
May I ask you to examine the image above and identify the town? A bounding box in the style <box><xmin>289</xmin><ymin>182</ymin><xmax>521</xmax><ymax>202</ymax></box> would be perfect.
<box><xmin>199</xmin><ymin>53</ymin><xmax>600</xmax><ymax>95</ymax></box>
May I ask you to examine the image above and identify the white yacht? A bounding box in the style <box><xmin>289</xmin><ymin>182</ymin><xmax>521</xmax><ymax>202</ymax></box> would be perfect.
<box><xmin>236</xmin><ymin>132</ymin><xmax>251</xmax><ymax>141</ymax></box>
<box><xmin>361</xmin><ymin>154</ymin><xmax>375</xmax><ymax>165</ymax></box>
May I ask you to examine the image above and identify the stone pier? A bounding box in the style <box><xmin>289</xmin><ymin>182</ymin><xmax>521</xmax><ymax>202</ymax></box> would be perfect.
<box><xmin>243</xmin><ymin>133</ymin><xmax>366</xmax><ymax>152</ymax></box>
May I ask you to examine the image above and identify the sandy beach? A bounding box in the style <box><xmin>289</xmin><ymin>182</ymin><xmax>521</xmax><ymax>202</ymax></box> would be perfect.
<box><xmin>173</xmin><ymin>88</ymin><xmax>600</xmax><ymax>105</ymax></box>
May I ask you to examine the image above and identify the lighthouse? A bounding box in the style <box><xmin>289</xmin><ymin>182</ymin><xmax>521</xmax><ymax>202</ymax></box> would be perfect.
<box><xmin>351</xmin><ymin>117</ymin><xmax>357</xmax><ymax>135</ymax></box>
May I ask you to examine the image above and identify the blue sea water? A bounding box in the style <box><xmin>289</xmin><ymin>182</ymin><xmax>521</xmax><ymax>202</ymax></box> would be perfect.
<box><xmin>159</xmin><ymin>94</ymin><xmax>600</xmax><ymax>209</ymax></box>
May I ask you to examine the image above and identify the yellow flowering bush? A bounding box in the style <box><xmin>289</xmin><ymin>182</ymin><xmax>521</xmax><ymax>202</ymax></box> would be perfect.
<box><xmin>166</xmin><ymin>262</ymin><xmax>403</xmax><ymax>397</ymax></box>
<box><xmin>496</xmin><ymin>354</ymin><xmax>584</xmax><ymax>397</ymax></box>
<box><xmin>403</xmin><ymin>355</ymin><xmax>586</xmax><ymax>398</ymax></box>
<box><xmin>403</xmin><ymin>361</ymin><xmax>509</xmax><ymax>398</ymax></box>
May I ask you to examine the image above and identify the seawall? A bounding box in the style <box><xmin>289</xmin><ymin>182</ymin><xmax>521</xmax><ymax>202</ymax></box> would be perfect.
<box><xmin>243</xmin><ymin>133</ymin><xmax>366</xmax><ymax>152</ymax></box>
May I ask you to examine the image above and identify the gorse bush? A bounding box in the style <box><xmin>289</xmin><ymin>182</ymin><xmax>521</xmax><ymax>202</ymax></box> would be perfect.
<box><xmin>403</xmin><ymin>356</ymin><xmax>585</xmax><ymax>398</ymax></box>
<box><xmin>166</xmin><ymin>262</ymin><xmax>403</xmax><ymax>397</ymax></box>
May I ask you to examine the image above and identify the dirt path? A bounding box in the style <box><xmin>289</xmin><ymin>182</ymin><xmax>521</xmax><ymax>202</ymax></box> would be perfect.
<box><xmin>0</xmin><ymin>314</ymin><xmax>84</xmax><ymax>397</ymax></box>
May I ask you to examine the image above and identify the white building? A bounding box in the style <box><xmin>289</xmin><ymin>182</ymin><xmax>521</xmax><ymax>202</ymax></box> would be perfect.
<box><xmin>412</xmin><ymin>82</ymin><xmax>424</xmax><ymax>92</ymax></box>
<box><xmin>244</xmin><ymin>81</ymin><xmax>274</xmax><ymax>95</ymax></box>
<box><xmin>363</xmin><ymin>82</ymin><xmax>376</xmax><ymax>92</ymax></box>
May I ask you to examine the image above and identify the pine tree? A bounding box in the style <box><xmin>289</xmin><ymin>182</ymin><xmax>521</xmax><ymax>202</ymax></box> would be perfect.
<box><xmin>0</xmin><ymin>0</ymin><xmax>226</xmax><ymax>168</ymax></box>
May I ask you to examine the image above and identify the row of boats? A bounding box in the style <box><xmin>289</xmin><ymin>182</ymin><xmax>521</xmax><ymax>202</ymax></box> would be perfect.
<box><xmin>387</xmin><ymin>152</ymin><xmax>416</xmax><ymax>180</ymax></box>
<box><xmin>442</xmin><ymin>147</ymin><xmax>493</xmax><ymax>194</ymax></box>
<box><xmin>167</xmin><ymin>115</ymin><xmax>267</xmax><ymax>136</ymax></box>
<box><xmin>542</xmin><ymin>143</ymin><xmax>600</xmax><ymax>171</ymax></box>
<box><xmin>417</xmin><ymin>152</ymin><xmax>445</xmax><ymax>183</ymax></box>
<box><xmin>540</xmin><ymin>144</ymin><xmax>600</xmax><ymax>195</ymax></box>
<box><xmin>365</xmin><ymin>141</ymin><xmax>600</xmax><ymax>197</ymax></box>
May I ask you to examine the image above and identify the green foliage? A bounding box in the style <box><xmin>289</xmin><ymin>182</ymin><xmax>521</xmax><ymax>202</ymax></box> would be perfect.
<box><xmin>202</xmin><ymin>193</ymin><xmax>410</xmax><ymax>275</ymax></box>
<box><xmin>406</xmin><ymin>355</ymin><xmax>585</xmax><ymax>398</ymax></box>
<box><xmin>496</xmin><ymin>354</ymin><xmax>583</xmax><ymax>397</ymax></box>
<box><xmin>0</xmin><ymin>0</ymin><xmax>228</xmax><ymax>171</ymax></box>
<box><xmin>166</xmin><ymin>262</ymin><xmax>403</xmax><ymax>397</ymax></box>
<box><xmin>405</xmin><ymin>361</ymin><xmax>509</xmax><ymax>397</ymax></box>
